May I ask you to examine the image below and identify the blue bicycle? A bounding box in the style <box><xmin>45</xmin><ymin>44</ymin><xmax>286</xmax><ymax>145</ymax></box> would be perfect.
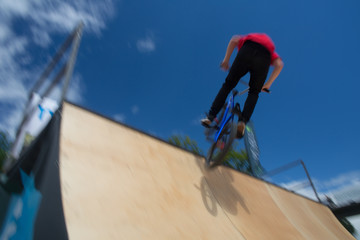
<box><xmin>205</xmin><ymin>85</ymin><xmax>269</xmax><ymax>169</ymax></box>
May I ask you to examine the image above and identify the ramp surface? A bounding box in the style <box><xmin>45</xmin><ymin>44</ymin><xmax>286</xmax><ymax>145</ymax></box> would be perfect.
<box><xmin>59</xmin><ymin>102</ymin><xmax>354</xmax><ymax>240</ymax></box>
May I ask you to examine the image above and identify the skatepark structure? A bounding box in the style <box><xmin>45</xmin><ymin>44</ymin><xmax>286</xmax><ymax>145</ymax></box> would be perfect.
<box><xmin>58</xmin><ymin>102</ymin><xmax>354</xmax><ymax>239</ymax></box>
<box><xmin>0</xmin><ymin>23</ymin><xmax>354</xmax><ymax>239</ymax></box>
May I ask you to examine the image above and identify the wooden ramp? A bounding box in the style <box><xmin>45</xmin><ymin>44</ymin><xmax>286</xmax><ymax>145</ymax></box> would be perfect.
<box><xmin>59</xmin><ymin>102</ymin><xmax>354</xmax><ymax>240</ymax></box>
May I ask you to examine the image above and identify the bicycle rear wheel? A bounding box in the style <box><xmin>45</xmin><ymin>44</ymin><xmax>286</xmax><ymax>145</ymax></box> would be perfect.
<box><xmin>206</xmin><ymin>118</ymin><xmax>237</xmax><ymax>169</ymax></box>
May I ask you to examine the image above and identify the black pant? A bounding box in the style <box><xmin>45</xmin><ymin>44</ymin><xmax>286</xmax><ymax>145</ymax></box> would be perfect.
<box><xmin>208</xmin><ymin>41</ymin><xmax>271</xmax><ymax>122</ymax></box>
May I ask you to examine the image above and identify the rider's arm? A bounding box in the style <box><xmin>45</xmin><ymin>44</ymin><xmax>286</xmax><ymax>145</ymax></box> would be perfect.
<box><xmin>221</xmin><ymin>35</ymin><xmax>241</xmax><ymax>70</ymax></box>
<box><xmin>262</xmin><ymin>58</ymin><xmax>284</xmax><ymax>90</ymax></box>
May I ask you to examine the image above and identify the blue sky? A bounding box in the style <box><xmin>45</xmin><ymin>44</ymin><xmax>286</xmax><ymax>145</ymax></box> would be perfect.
<box><xmin>0</xmin><ymin>0</ymin><xmax>359</xmax><ymax>216</ymax></box>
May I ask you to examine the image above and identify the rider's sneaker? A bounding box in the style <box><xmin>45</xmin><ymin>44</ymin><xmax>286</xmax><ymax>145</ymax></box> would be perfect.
<box><xmin>236</xmin><ymin>121</ymin><xmax>246</xmax><ymax>139</ymax></box>
<box><xmin>201</xmin><ymin>117</ymin><xmax>212</xmax><ymax>128</ymax></box>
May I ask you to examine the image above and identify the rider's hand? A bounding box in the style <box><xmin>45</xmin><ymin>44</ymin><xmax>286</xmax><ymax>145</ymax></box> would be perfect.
<box><xmin>262</xmin><ymin>83</ymin><xmax>271</xmax><ymax>93</ymax></box>
<box><xmin>220</xmin><ymin>61</ymin><xmax>229</xmax><ymax>71</ymax></box>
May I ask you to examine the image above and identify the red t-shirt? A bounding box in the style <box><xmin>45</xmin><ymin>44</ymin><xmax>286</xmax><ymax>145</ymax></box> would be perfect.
<box><xmin>237</xmin><ymin>33</ymin><xmax>280</xmax><ymax>65</ymax></box>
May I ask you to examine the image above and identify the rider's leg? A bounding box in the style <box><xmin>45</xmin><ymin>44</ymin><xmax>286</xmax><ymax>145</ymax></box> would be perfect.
<box><xmin>241</xmin><ymin>50</ymin><xmax>271</xmax><ymax>123</ymax></box>
<box><xmin>236</xmin><ymin>68</ymin><xmax>268</xmax><ymax>138</ymax></box>
<box><xmin>206</xmin><ymin>48</ymin><xmax>250</xmax><ymax>122</ymax></box>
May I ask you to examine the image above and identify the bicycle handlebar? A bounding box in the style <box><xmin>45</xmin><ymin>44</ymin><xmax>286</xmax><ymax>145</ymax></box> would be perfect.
<box><xmin>232</xmin><ymin>87</ymin><xmax>271</xmax><ymax>97</ymax></box>
<box><xmin>234</xmin><ymin>79</ymin><xmax>272</xmax><ymax>96</ymax></box>
<box><xmin>239</xmin><ymin>79</ymin><xmax>271</xmax><ymax>93</ymax></box>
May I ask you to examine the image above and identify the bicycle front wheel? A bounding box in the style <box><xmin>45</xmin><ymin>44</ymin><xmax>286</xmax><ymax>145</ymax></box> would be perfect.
<box><xmin>206</xmin><ymin>119</ymin><xmax>237</xmax><ymax>169</ymax></box>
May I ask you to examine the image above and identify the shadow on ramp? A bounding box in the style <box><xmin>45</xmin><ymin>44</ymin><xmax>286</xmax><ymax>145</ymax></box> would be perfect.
<box><xmin>194</xmin><ymin>156</ymin><xmax>250</xmax><ymax>217</ymax></box>
<box><xmin>196</xmin><ymin>177</ymin><xmax>218</xmax><ymax>216</ymax></box>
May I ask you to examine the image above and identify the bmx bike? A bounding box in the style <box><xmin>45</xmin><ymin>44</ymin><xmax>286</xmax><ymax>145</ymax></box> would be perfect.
<box><xmin>204</xmin><ymin>84</ymin><xmax>269</xmax><ymax>169</ymax></box>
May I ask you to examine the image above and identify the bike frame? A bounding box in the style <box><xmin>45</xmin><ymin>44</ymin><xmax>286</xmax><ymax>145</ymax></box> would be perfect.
<box><xmin>213</xmin><ymin>88</ymin><xmax>249</xmax><ymax>142</ymax></box>
<box><xmin>214</xmin><ymin>94</ymin><xmax>235</xmax><ymax>142</ymax></box>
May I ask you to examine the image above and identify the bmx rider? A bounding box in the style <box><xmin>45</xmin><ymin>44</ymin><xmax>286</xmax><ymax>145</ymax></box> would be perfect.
<box><xmin>201</xmin><ymin>33</ymin><xmax>284</xmax><ymax>138</ymax></box>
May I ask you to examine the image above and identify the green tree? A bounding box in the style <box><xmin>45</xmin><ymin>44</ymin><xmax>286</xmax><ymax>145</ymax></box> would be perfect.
<box><xmin>223</xmin><ymin>146</ymin><xmax>252</xmax><ymax>174</ymax></box>
<box><xmin>338</xmin><ymin>217</ymin><xmax>356</xmax><ymax>236</ymax></box>
<box><xmin>0</xmin><ymin>131</ymin><xmax>11</xmax><ymax>171</ymax></box>
<box><xmin>168</xmin><ymin>135</ymin><xmax>252</xmax><ymax>174</ymax></box>
<box><xmin>168</xmin><ymin>135</ymin><xmax>203</xmax><ymax>155</ymax></box>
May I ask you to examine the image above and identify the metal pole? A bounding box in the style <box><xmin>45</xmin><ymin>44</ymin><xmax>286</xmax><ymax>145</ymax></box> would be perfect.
<box><xmin>263</xmin><ymin>159</ymin><xmax>321</xmax><ymax>203</ymax></box>
<box><xmin>29</xmin><ymin>29</ymin><xmax>76</xmax><ymax>97</ymax></box>
<box><xmin>60</xmin><ymin>22</ymin><xmax>84</xmax><ymax>102</ymax></box>
<box><xmin>262</xmin><ymin>160</ymin><xmax>302</xmax><ymax>178</ymax></box>
<box><xmin>5</xmin><ymin>22</ymin><xmax>84</xmax><ymax>171</ymax></box>
<box><xmin>300</xmin><ymin>160</ymin><xmax>321</xmax><ymax>203</ymax></box>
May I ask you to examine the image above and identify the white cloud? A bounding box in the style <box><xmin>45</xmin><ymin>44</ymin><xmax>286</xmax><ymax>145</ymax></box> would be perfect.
<box><xmin>46</xmin><ymin>73</ymin><xmax>85</xmax><ymax>104</ymax></box>
<box><xmin>319</xmin><ymin>171</ymin><xmax>360</xmax><ymax>190</ymax></box>
<box><xmin>136</xmin><ymin>34</ymin><xmax>156</xmax><ymax>53</ymax></box>
<box><xmin>147</xmin><ymin>130</ymin><xmax>160</xmax><ymax>138</ymax></box>
<box><xmin>192</xmin><ymin>115</ymin><xmax>204</xmax><ymax>126</ymax></box>
<box><xmin>0</xmin><ymin>80</ymin><xmax>28</xmax><ymax>103</ymax></box>
<box><xmin>0</xmin><ymin>0</ymin><xmax>31</xmax><ymax>17</ymax></box>
<box><xmin>1</xmin><ymin>0</ymin><xmax>116</xmax><ymax>37</ymax></box>
<box><xmin>114</xmin><ymin>114</ymin><xmax>126</xmax><ymax>123</ymax></box>
<box><xmin>131</xmin><ymin>105</ymin><xmax>139</xmax><ymax>115</ymax></box>
<box><xmin>0</xmin><ymin>103</ymin><xmax>25</xmax><ymax>137</ymax></box>
<box><xmin>278</xmin><ymin>174</ymin><xmax>360</xmax><ymax>238</ymax></box>
<box><xmin>31</xmin><ymin>27</ymin><xmax>51</xmax><ymax>47</ymax></box>
<box><xmin>0</xmin><ymin>0</ymin><xmax>117</xmax><ymax>139</ymax></box>
<box><xmin>66</xmin><ymin>75</ymin><xmax>85</xmax><ymax>103</ymax></box>
<box><xmin>347</xmin><ymin>216</ymin><xmax>360</xmax><ymax>239</ymax></box>
<box><xmin>0</xmin><ymin>23</ymin><xmax>11</xmax><ymax>41</ymax></box>
<box><xmin>0</xmin><ymin>36</ymin><xmax>29</xmax><ymax>69</ymax></box>
<box><xmin>280</xmin><ymin>180</ymin><xmax>320</xmax><ymax>201</ymax></box>
<box><xmin>278</xmin><ymin>171</ymin><xmax>360</xmax><ymax>205</ymax></box>
<box><xmin>171</xmin><ymin>130</ymin><xmax>186</xmax><ymax>137</ymax></box>
<box><xmin>262</xmin><ymin>171</ymin><xmax>360</xmax><ymax>235</ymax></box>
